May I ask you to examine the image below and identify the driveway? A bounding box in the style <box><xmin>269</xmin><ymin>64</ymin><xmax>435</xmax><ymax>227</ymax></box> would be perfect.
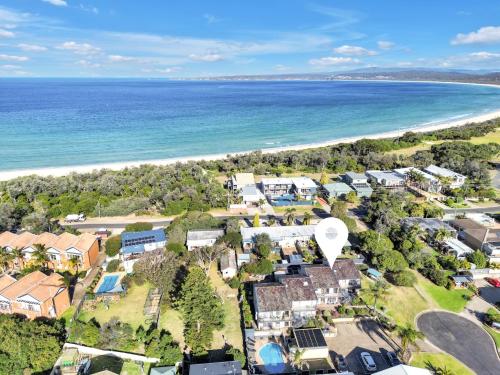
<box><xmin>417</xmin><ymin>311</ymin><xmax>500</xmax><ymax>375</ymax></box>
<box><xmin>327</xmin><ymin>320</ymin><xmax>397</xmax><ymax>374</ymax></box>
<box><xmin>476</xmin><ymin>279</ymin><xmax>500</xmax><ymax>306</ymax></box>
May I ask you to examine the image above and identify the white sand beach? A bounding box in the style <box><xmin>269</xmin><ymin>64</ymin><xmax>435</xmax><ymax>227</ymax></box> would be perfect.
<box><xmin>1</xmin><ymin>107</ymin><xmax>499</xmax><ymax>182</ymax></box>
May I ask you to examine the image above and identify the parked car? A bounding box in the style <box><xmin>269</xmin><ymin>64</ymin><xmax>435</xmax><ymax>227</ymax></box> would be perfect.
<box><xmin>335</xmin><ymin>354</ymin><xmax>349</xmax><ymax>372</ymax></box>
<box><xmin>485</xmin><ymin>277</ymin><xmax>500</xmax><ymax>288</ymax></box>
<box><xmin>360</xmin><ymin>352</ymin><xmax>377</xmax><ymax>372</ymax></box>
<box><xmin>65</xmin><ymin>213</ymin><xmax>86</xmax><ymax>222</ymax></box>
<box><xmin>385</xmin><ymin>351</ymin><xmax>401</xmax><ymax>367</ymax></box>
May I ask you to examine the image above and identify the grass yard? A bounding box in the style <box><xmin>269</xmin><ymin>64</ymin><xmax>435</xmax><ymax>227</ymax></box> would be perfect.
<box><xmin>411</xmin><ymin>352</ymin><xmax>474</xmax><ymax>375</ymax></box>
<box><xmin>483</xmin><ymin>324</ymin><xmax>500</xmax><ymax>350</ymax></box>
<box><xmin>60</xmin><ymin>306</ymin><xmax>76</xmax><ymax>327</ymax></box>
<box><xmin>158</xmin><ymin>307</ymin><xmax>185</xmax><ymax>347</ymax></box>
<box><xmin>209</xmin><ymin>265</ymin><xmax>244</xmax><ymax>350</ymax></box>
<box><xmin>415</xmin><ymin>272</ymin><xmax>472</xmax><ymax>313</ymax></box>
<box><xmin>78</xmin><ymin>283</ymin><xmax>150</xmax><ymax>330</ymax></box>
<box><xmin>469</xmin><ymin>128</ymin><xmax>500</xmax><ymax>145</ymax></box>
<box><xmin>121</xmin><ymin>361</ymin><xmax>149</xmax><ymax>375</ymax></box>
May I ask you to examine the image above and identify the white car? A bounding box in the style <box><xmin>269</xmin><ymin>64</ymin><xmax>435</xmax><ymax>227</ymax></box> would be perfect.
<box><xmin>360</xmin><ymin>352</ymin><xmax>377</xmax><ymax>372</ymax></box>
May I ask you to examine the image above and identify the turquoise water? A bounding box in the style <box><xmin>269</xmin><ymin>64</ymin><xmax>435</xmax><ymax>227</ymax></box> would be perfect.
<box><xmin>0</xmin><ymin>79</ymin><xmax>499</xmax><ymax>171</ymax></box>
<box><xmin>259</xmin><ymin>343</ymin><xmax>286</xmax><ymax>373</ymax></box>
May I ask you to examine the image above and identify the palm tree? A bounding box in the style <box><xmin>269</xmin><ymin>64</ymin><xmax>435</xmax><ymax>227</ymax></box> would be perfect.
<box><xmin>11</xmin><ymin>247</ymin><xmax>24</xmax><ymax>269</ymax></box>
<box><xmin>68</xmin><ymin>256</ymin><xmax>80</xmax><ymax>276</ymax></box>
<box><xmin>433</xmin><ymin>228</ymin><xmax>451</xmax><ymax>243</ymax></box>
<box><xmin>284</xmin><ymin>207</ymin><xmax>297</xmax><ymax>226</ymax></box>
<box><xmin>397</xmin><ymin>324</ymin><xmax>424</xmax><ymax>358</ymax></box>
<box><xmin>258</xmin><ymin>198</ymin><xmax>266</xmax><ymax>208</ymax></box>
<box><xmin>33</xmin><ymin>243</ymin><xmax>50</xmax><ymax>269</ymax></box>
<box><xmin>292</xmin><ymin>349</ymin><xmax>305</xmax><ymax>369</ymax></box>
<box><xmin>407</xmin><ymin>170</ymin><xmax>427</xmax><ymax>189</ymax></box>
<box><xmin>435</xmin><ymin>366</ymin><xmax>454</xmax><ymax>375</ymax></box>
<box><xmin>303</xmin><ymin>211</ymin><xmax>312</xmax><ymax>225</ymax></box>
<box><xmin>267</xmin><ymin>217</ymin><xmax>276</xmax><ymax>227</ymax></box>
<box><xmin>365</xmin><ymin>280</ymin><xmax>390</xmax><ymax>312</ymax></box>
<box><xmin>0</xmin><ymin>247</ymin><xmax>13</xmax><ymax>273</ymax></box>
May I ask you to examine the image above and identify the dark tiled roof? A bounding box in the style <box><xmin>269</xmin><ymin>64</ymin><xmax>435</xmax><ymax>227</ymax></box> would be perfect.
<box><xmin>189</xmin><ymin>361</ymin><xmax>242</xmax><ymax>375</ymax></box>
<box><xmin>254</xmin><ymin>283</ymin><xmax>291</xmax><ymax>312</ymax></box>
<box><xmin>281</xmin><ymin>275</ymin><xmax>317</xmax><ymax>302</ymax></box>
<box><xmin>331</xmin><ymin>259</ymin><xmax>360</xmax><ymax>281</ymax></box>
<box><xmin>303</xmin><ymin>265</ymin><xmax>339</xmax><ymax>289</ymax></box>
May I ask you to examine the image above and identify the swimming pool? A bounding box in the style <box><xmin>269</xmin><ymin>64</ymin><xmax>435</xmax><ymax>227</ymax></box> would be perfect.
<box><xmin>96</xmin><ymin>275</ymin><xmax>119</xmax><ymax>294</ymax></box>
<box><xmin>259</xmin><ymin>343</ymin><xmax>286</xmax><ymax>373</ymax></box>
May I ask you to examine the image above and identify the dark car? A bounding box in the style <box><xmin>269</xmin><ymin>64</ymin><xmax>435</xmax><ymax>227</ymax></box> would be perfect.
<box><xmin>385</xmin><ymin>351</ymin><xmax>401</xmax><ymax>367</ymax></box>
<box><xmin>335</xmin><ymin>354</ymin><xmax>349</xmax><ymax>372</ymax></box>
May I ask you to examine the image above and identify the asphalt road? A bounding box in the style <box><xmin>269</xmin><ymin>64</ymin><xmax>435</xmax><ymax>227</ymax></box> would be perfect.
<box><xmin>417</xmin><ymin>311</ymin><xmax>500</xmax><ymax>375</ymax></box>
<box><xmin>443</xmin><ymin>205</ymin><xmax>500</xmax><ymax>214</ymax></box>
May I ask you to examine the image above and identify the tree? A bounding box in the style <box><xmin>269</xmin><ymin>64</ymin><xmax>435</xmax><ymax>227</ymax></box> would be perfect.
<box><xmin>226</xmin><ymin>347</ymin><xmax>246</xmax><ymax>367</ymax></box>
<box><xmin>192</xmin><ymin>242</ymin><xmax>229</xmax><ymax>275</ymax></box>
<box><xmin>377</xmin><ymin>250</ymin><xmax>408</xmax><ymax>273</ymax></box>
<box><xmin>68</xmin><ymin>256</ymin><xmax>81</xmax><ymax>275</ymax></box>
<box><xmin>397</xmin><ymin>324</ymin><xmax>424</xmax><ymax>358</ymax></box>
<box><xmin>320</xmin><ymin>171</ymin><xmax>329</xmax><ymax>186</ymax></box>
<box><xmin>303</xmin><ymin>211</ymin><xmax>312</xmax><ymax>225</ymax></box>
<box><xmin>105</xmin><ymin>235</ymin><xmax>122</xmax><ymax>257</ymax></box>
<box><xmin>345</xmin><ymin>191</ymin><xmax>359</xmax><ymax>204</ymax></box>
<box><xmin>330</xmin><ymin>200</ymin><xmax>347</xmax><ymax>218</ymax></box>
<box><xmin>390</xmin><ymin>270</ymin><xmax>417</xmax><ymax>287</ymax></box>
<box><xmin>69</xmin><ymin>319</ymin><xmax>100</xmax><ymax>347</ymax></box>
<box><xmin>99</xmin><ymin>319</ymin><xmax>136</xmax><ymax>351</ymax></box>
<box><xmin>11</xmin><ymin>247</ymin><xmax>24</xmax><ymax>269</ymax></box>
<box><xmin>133</xmin><ymin>250</ymin><xmax>179</xmax><ymax>300</ymax></box>
<box><xmin>284</xmin><ymin>207</ymin><xmax>297</xmax><ymax>226</ymax></box>
<box><xmin>0</xmin><ymin>247</ymin><xmax>13</xmax><ymax>273</ymax></box>
<box><xmin>358</xmin><ymin>230</ymin><xmax>394</xmax><ymax>256</ymax></box>
<box><xmin>365</xmin><ymin>280</ymin><xmax>390</xmax><ymax>312</ymax></box>
<box><xmin>433</xmin><ymin>228</ymin><xmax>452</xmax><ymax>243</ymax></box>
<box><xmin>179</xmin><ymin>267</ymin><xmax>225</xmax><ymax>355</ymax></box>
<box><xmin>253</xmin><ymin>213</ymin><xmax>260</xmax><ymax>227</ymax></box>
<box><xmin>124</xmin><ymin>222</ymin><xmax>154</xmax><ymax>232</ymax></box>
<box><xmin>466</xmin><ymin>250</ymin><xmax>487</xmax><ymax>268</ymax></box>
<box><xmin>143</xmin><ymin>328</ymin><xmax>183</xmax><ymax>366</ymax></box>
<box><xmin>33</xmin><ymin>243</ymin><xmax>50</xmax><ymax>269</ymax></box>
<box><xmin>106</xmin><ymin>259</ymin><xmax>120</xmax><ymax>272</ymax></box>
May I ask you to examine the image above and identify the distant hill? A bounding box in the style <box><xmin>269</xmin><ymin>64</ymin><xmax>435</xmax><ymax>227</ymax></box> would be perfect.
<box><xmin>198</xmin><ymin>69</ymin><xmax>500</xmax><ymax>85</ymax></box>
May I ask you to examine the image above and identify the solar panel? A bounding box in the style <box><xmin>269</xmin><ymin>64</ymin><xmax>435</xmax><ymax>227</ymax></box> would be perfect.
<box><xmin>294</xmin><ymin>328</ymin><xmax>327</xmax><ymax>348</ymax></box>
<box><xmin>123</xmin><ymin>235</ymin><xmax>156</xmax><ymax>247</ymax></box>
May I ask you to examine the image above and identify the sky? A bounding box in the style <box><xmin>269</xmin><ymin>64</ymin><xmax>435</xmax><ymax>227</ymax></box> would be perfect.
<box><xmin>0</xmin><ymin>0</ymin><xmax>499</xmax><ymax>77</ymax></box>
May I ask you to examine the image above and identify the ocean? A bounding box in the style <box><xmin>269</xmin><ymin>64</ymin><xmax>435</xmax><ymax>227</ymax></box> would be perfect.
<box><xmin>0</xmin><ymin>79</ymin><xmax>499</xmax><ymax>172</ymax></box>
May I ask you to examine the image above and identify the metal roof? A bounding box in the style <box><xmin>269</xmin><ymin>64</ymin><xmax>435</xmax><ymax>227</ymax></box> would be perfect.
<box><xmin>424</xmin><ymin>164</ymin><xmax>465</xmax><ymax>179</ymax></box>
<box><xmin>187</xmin><ymin>229</ymin><xmax>225</xmax><ymax>241</ymax></box>
<box><xmin>345</xmin><ymin>172</ymin><xmax>368</xmax><ymax>181</ymax></box>
<box><xmin>323</xmin><ymin>182</ymin><xmax>353</xmax><ymax>194</ymax></box>
<box><xmin>290</xmin><ymin>176</ymin><xmax>317</xmax><ymax>189</ymax></box>
<box><xmin>120</xmin><ymin>229</ymin><xmax>166</xmax><ymax>254</ymax></box>
<box><xmin>241</xmin><ymin>225</ymin><xmax>316</xmax><ymax>242</ymax></box>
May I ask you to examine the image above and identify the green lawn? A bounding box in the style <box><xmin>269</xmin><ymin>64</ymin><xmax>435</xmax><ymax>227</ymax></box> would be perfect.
<box><xmin>121</xmin><ymin>361</ymin><xmax>149</xmax><ymax>375</ymax></box>
<box><xmin>415</xmin><ymin>273</ymin><xmax>472</xmax><ymax>312</ymax></box>
<box><xmin>158</xmin><ymin>306</ymin><xmax>185</xmax><ymax>347</ymax></box>
<box><xmin>78</xmin><ymin>283</ymin><xmax>150</xmax><ymax>330</ymax></box>
<box><xmin>411</xmin><ymin>352</ymin><xmax>474</xmax><ymax>375</ymax></box>
<box><xmin>209</xmin><ymin>266</ymin><xmax>244</xmax><ymax>350</ymax></box>
<box><xmin>60</xmin><ymin>306</ymin><xmax>76</xmax><ymax>328</ymax></box>
<box><xmin>483</xmin><ymin>324</ymin><xmax>500</xmax><ymax>350</ymax></box>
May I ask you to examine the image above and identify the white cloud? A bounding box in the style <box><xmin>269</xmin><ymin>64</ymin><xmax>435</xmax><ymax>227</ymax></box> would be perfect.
<box><xmin>0</xmin><ymin>64</ymin><xmax>21</xmax><ymax>70</ymax></box>
<box><xmin>18</xmin><ymin>43</ymin><xmax>47</xmax><ymax>52</ymax></box>
<box><xmin>452</xmin><ymin>26</ymin><xmax>500</xmax><ymax>45</ymax></box>
<box><xmin>309</xmin><ymin>56</ymin><xmax>360</xmax><ymax>66</ymax></box>
<box><xmin>377</xmin><ymin>40</ymin><xmax>395</xmax><ymax>50</ymax></box>
<box><xmin>468</xmin><ymin>51</ymin><xmax>500</xmax><ymax>60</ymax></box>
<box><xmin>79</xmin><ymin>4</ymin><xmax>99</xmax><ymax>14</ymax></box>
<box><xmin>141</xmin><ymin>66</ymin><xmax>182</xmax><ymax>74</ymax></box>
<box><xmin>42</xmin><ymin>0</ymin><xmax>67</xmax><ymax>7</ymax></box>
<box><xmin>189</xmin><ymin>53</ymin><xmax>224</xmax><ymax>62</ymax></box>
<box><xmin>0</xmin><ymin>54</ymin><xmax>29</xmax><ymax>61</ymax></box>
<box><xmin>57</xmin><ymin>41</ymin><xmax>101</xmax><ymax>55</ymax></box>
<box><xmin>203</xmin><ymin>14</ymin><xmax>220</xmax><ymax>24</ymax></box>
<box><xmin>76</xmin><ymin>59</ymin><xmax>101</xmax><ymax>68</ymax></box>
<box><xmin>108</xmin><ymin>54</ymin><xmax>135</xmax><ymax>62</ymax></box>
<box><xmin>0</xmin><ymin>28</ymin><xmax>14</xmax><ymax>37</ymax></box>
<box><xmin>333</xmin><ymin>45</ymin><xmax>377</xmax><ymax>56</ymax></box>
<box><xmin>274</xmin><ymin>64</ymin><xmax>291</xmax><ymax>71</ymax></box>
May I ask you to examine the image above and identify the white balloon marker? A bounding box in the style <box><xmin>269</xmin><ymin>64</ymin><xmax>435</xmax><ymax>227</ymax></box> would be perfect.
<box><xmin>314</xmin><ymin>217</ymin><xmax>349</xmax><ymax>268</ymax></box>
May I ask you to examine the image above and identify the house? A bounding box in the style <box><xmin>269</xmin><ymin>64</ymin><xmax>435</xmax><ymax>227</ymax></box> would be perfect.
<box><xmin>0</xmin><ymin>271</ymin><xmax>70</xmax><ymax>319</ymax></box>
<box><xmin>441</xmin><ymin>238</ymin><xmax>474</xmax><ymax>259</ymax></box>
<box><xmin>237</xmin><ymin>253</ymin><xmax>251</xmax><ymax>268</ymax></box>
<box><xmin>322</xmin><ymin>182</ymin><xmax>353</xmax><ymax>199</ymax></box>
<box><xmin>366</xmin><ymin>170</ymin><xmax>405</xmax><ymax>189</ymax></box>
<box><xmin>451</xmin><ymin>275</ymin><xmax>472</xmax><ymax>288</ymax></box>
<box><xmin>220</xmin><ymin>249</ymin><xmax>237</xmax><ymax>279</ymax></box>
<box><xmin>343</xmin><ymin>172</ymin><xmax>368</xmax><ymax>185</ymax></box>
<box><xmin>0</xmin><ymin>231</ymin><xmax>99</xmax><ymax>272</ymax></box>
<box><xmin>260</xmin><ymin>177</ymin><xmax>294</xmax><ymax>198</ymax></box>
<box><xmin>424</xmin><ymin>165</ymin><xmax>466</xmax><ymax>189</ymax></box>
<box><xmin>229</xmin><ymin>172</ymin><xmax>255</xmax><ymax>192</ymax></box>
<box><xmin>240</xmin><ymin>184</ymin><xmax>265</xmax><ymax>205</ymax></box>
<box><xmin>290</xmin><ymin>177</ymin><xmax>318</xmax><ymax>200</ymax></box>
<box><xmin>301</xmin><ymin>264</ymin><xmax>341</xmax><ymax>305</ymax></box>
<box><xmin>278</xmin><ymin>275</ymin><xmax>317</xmax><ymax>325</ymax></box>
<box><xmin>150</xmin><ymin>367</ymin><xmax>176</xmax><ymax>375</ymax></box>
<box><xmin>241</xmin><ymin>225</ymin><xmax>316</xmax><ymax>253</ymax></box>
<box><xmin>373</xmin><ymin>365</ymin><xmax>432</xmax><ymax>375</ymax></box>
<box><xmin>449</xmin><ymin>218</ymin><xmax>500</xmax><ymax>251</ymax></box>
<box><xmin>253</xmin><ymin>283</ymin><xmax>292</xmax><ymax>329</ymax></box>
<box><xmin>331</xmin><ymin>259</ymin><xmax>361</xmax><ymax>293</ymax></box>
<box><xmin>186</xmin><ymin>229</ymin><xmax>225</xmax><ymax>252</ymax></box>
<box><xmin>189</xmin><ymin>361</ymin><xmax>242</xmax><ymax>375</ymax></box>
<box><xmin>402</xmin><ymin>217</ymin><xmax>457</xmax><ymax>239</ymax></box>
<box><xmin>292</xmin><ymin>328</ymin><xmax>329</xmax><ymax>360</ymax></box>
<box><xmin>120</xmin><ymin>229</ymin><xmax>166</xmax><ymax>273</ymax></box>
<box><xmin>394</xmin><ymin>167</ymin><xmax>442</xmax><ymax>193</ymax></box>
<box><xmin>351</xmin><ymin>182</ymin><xmax>373</xmax><ymax>198</ymax></box>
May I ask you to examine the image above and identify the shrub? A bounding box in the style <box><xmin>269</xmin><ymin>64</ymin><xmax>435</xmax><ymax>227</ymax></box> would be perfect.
<box><xmin>106</xmin><ymin>259</ymin><xmax>120</xmax><ymax>273</ymax></box>
<box><xmin>166</xmin><ymin>242</ymin><xmax>186</xmax><ymax>255</ymax></box>
<box><xmin>244</xmin><ymin>259</ymin><xmax>273</xmax><ymax>275</ymax></box>
<box><xmin>132</xmin><ymin>272</ymin><xmax>146</xmax><ymax>286</ymax></box>
<box><xmin>226</xmin><ymin>347</ymin><xmax>246</xmax><ymax>367</ymax></box>
<box><xmin>227</xmin><ymin>277</ymin><xmax>240</xmax><ymax>289</ymax></box>
<box><xmin>124</xmin><ymin>222</ymin><xmax>153</xmax><ymax>232</ymax></box>
<box><xmin>105</xmin><ymin>235</ymin><xmax>121</xmax><ymax>257</ymax></box>
<box><xmin>390</xmin><ymin>270</ymin><xmax>417</xmax><ymax>287</ymax></box>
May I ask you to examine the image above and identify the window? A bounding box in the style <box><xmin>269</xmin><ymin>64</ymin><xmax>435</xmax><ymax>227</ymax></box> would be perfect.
<box><xmin>20</xmin><ymin>302</ymin><xmax>41</xmax><ymax>312</ymax></box>
<box><xmin>49</xmin><ymin>254</ymin><xmax>59</xmax><ymax>261</ymax></box>
<box><xmin>0</xmin><ymin>302</ymin><xmax>10</xmax><ymax>311</ymax></box>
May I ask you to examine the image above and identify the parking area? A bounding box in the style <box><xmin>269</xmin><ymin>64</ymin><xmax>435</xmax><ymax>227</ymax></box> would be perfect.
<box><xmin>476</xmin><ymin>279</ymin><xmax>500</xmax><ymax>306</ymax></box>
<box><xmin>327</xmin><ymin>320</ymin><xmax>398</xmax><ymax>374</ymax></box>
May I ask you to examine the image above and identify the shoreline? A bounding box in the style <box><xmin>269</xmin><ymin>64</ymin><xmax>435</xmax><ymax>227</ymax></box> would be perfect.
<box><xmin>0</xmin><ymin>107</ymin><xmax>499</xmax><ymax>181</ymax></box>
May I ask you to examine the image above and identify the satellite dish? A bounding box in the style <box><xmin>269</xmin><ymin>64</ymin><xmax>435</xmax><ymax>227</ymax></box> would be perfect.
<box><xmin>315</xmin><ymin>217</ymin><xmax>349</xmax><ymax>268</ymax></box>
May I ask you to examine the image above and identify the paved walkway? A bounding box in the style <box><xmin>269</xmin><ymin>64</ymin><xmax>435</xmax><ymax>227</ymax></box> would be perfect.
<box><xmin>418</xmin><ymin>311</ymin><xmax>500</xmax><ymax>375</ymax></box>
<box><xmin>71</xmin><ymin>251</ymin><xmax>106</xmax><ymax>306</ymax></box>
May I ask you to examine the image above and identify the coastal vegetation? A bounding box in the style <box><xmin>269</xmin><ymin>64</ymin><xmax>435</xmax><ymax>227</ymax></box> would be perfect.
<box><xmin>0</xmin><ymin>119</ymin><xmax>498</xmax><ymax>232</ymax></box>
